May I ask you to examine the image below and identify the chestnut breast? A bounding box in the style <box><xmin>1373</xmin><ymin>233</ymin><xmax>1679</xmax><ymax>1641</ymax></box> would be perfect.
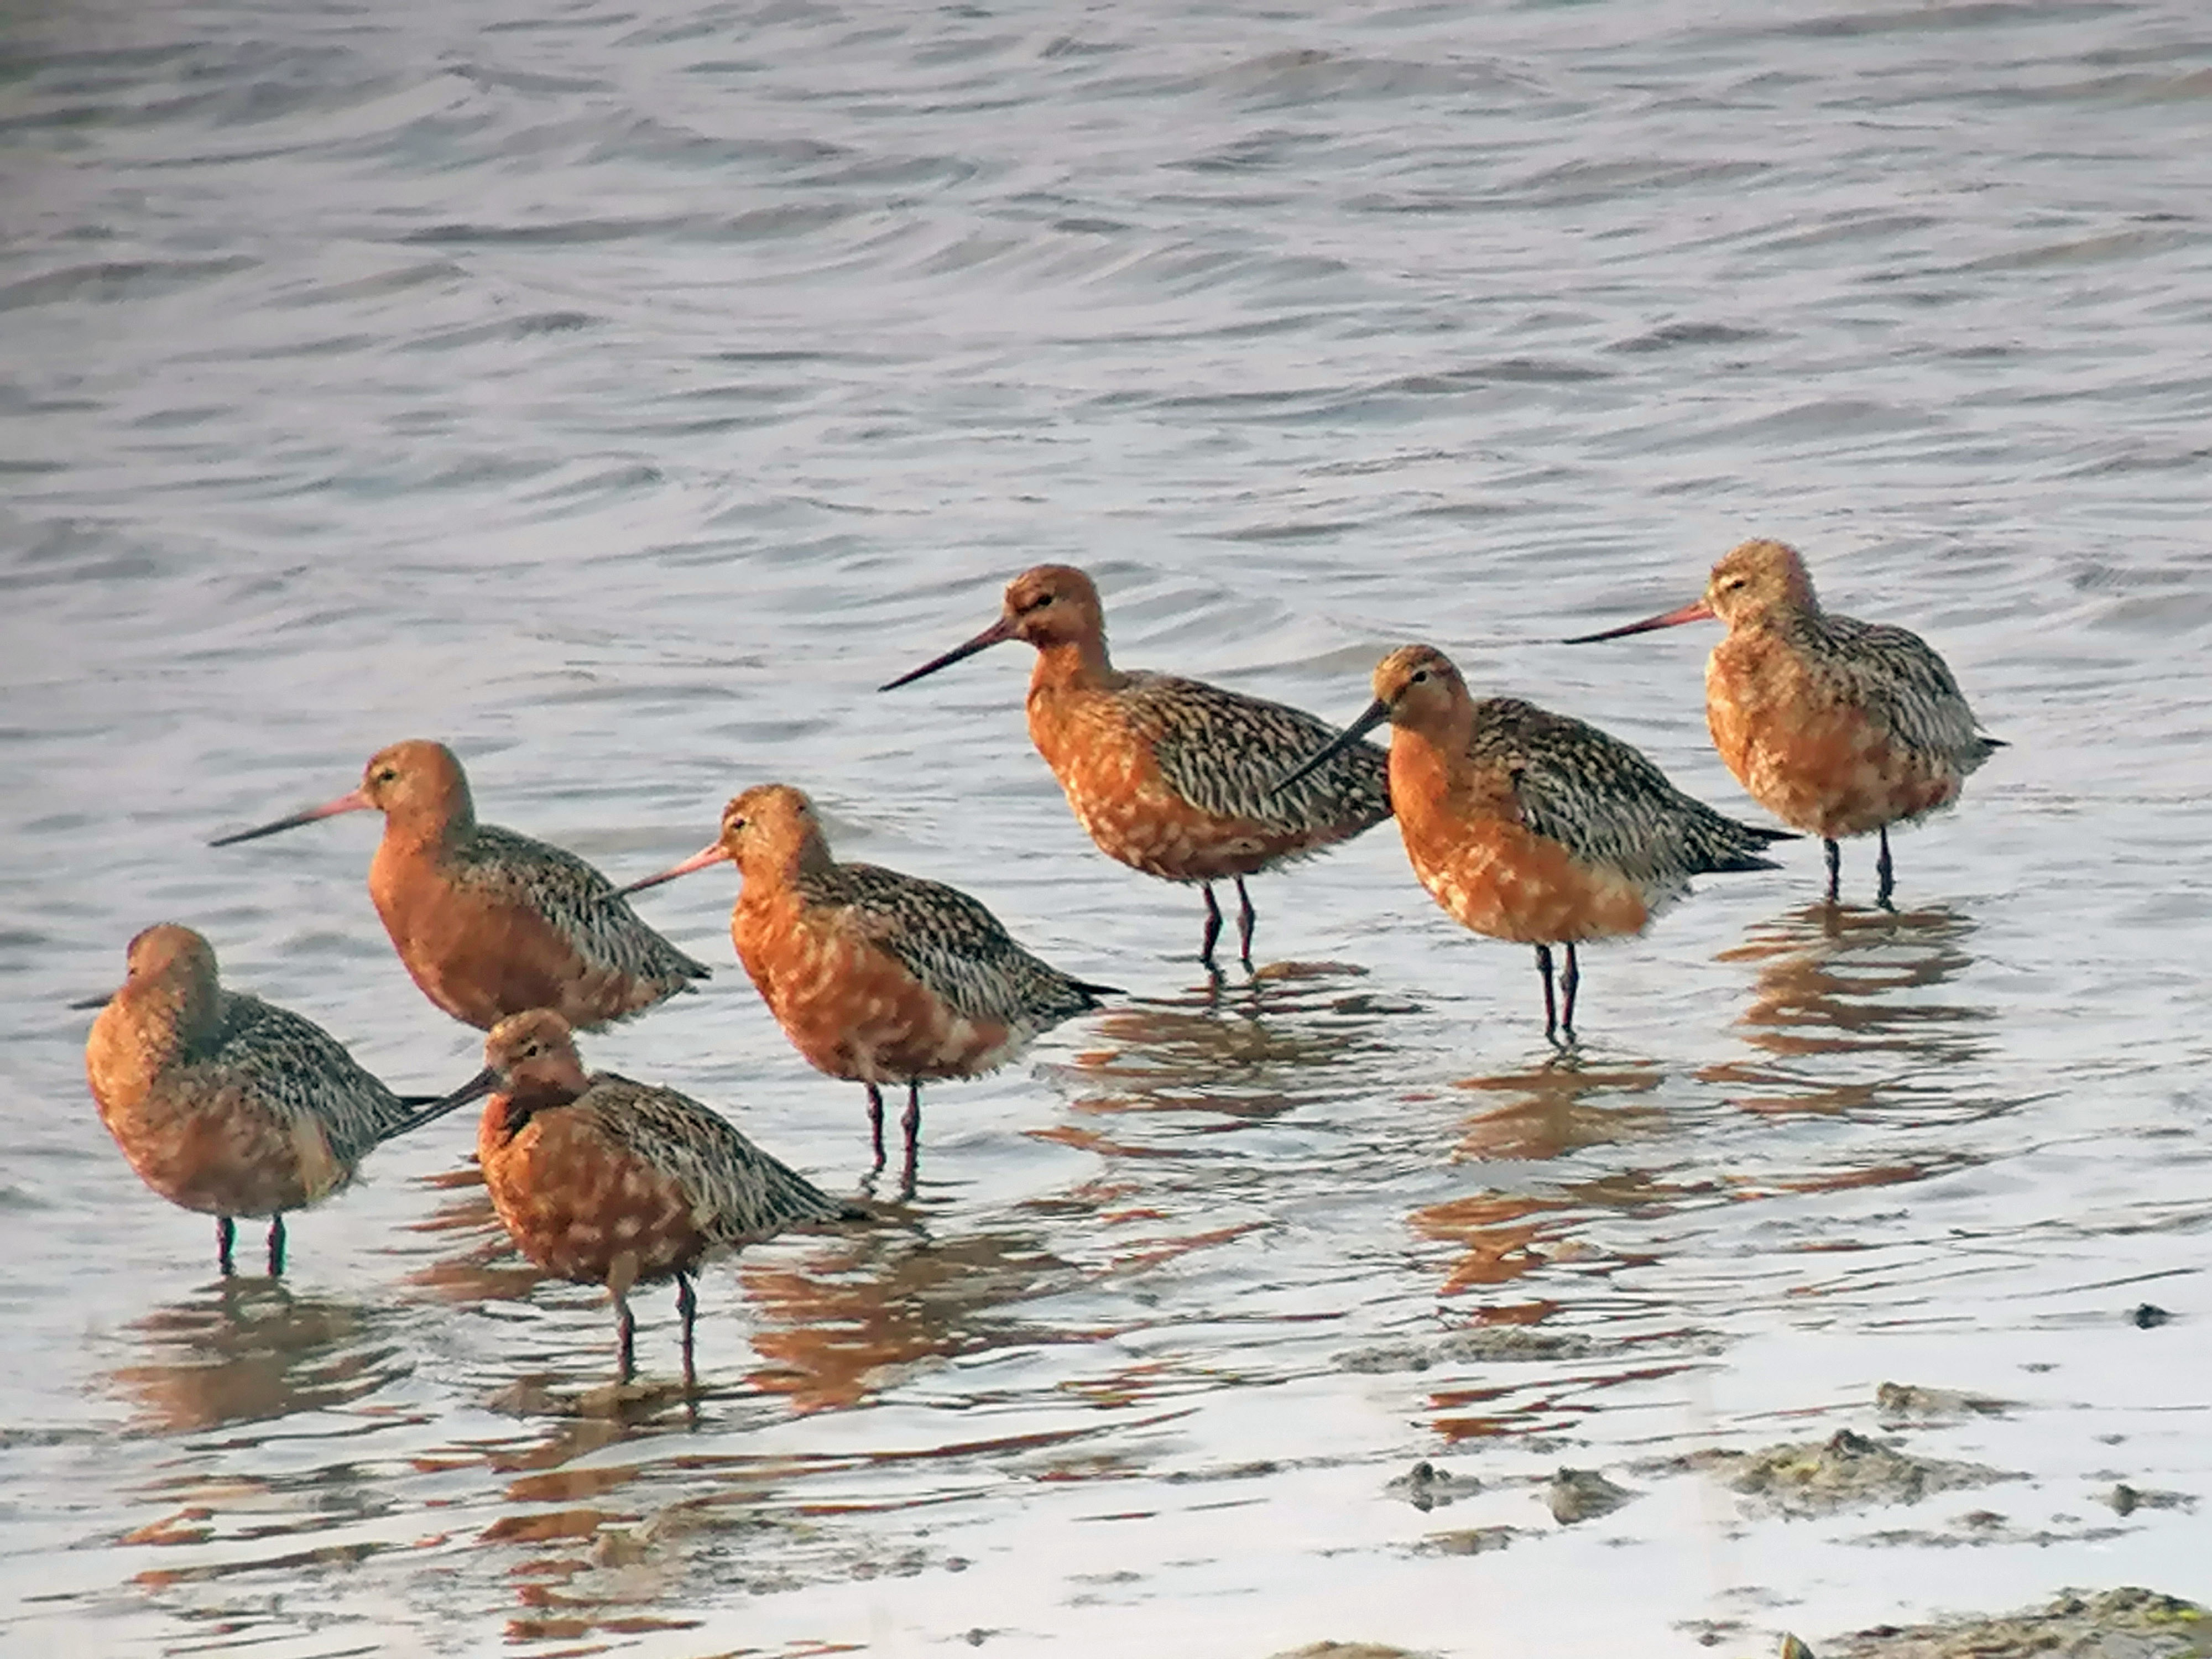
<box><xmin>477</xmin><ymin>1097</ymin><xmax>708</xmax><ymax>1290</ymax></box>
<box><xmin>1390</xmin><ymin>733</ymin><xmax>1650</xmax><ymax>946</ymax></box>
<box><xmin>93</xmin><ymin>1071</ymin><xmax>343</xmax><ymax>1218</ymax></box>
<box><xmin>1026</xmin><ymin>685</ymin><xmax>1319</xmax><ymax>882</ymax></box>
<box><xmin>732</xmin><ymin>891</ymin><xmax>1017</xmax><ymax>1084</ymax></box>
<box><xmin>1707</xmin><ymin>640</ymin><xmax>1960</xmax><ymax>839</ymax></box>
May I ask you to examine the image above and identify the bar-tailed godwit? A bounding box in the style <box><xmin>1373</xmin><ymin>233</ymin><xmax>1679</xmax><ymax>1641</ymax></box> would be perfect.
<box><xmin>614</xmin><ymin>783</ymin><xmax>1113</xmax><ymax>1188</ymax></box>
<box><xmin>1281</xmin><ymin>646</ymin><xmax>1790</xmax><ymax>1042</ymax></box>
<box><xmin>428</xmin><ymin>1008</ymin><xmax>856</xmax><ymax>1385</ymax></box>
<box><xmin>81</xmin><ymin>923</ymin><xmax>449</xmax><ymax>1275</ymax></box>
<box><xmin>1564</xmin><ymin>539</ymin><xmax>2002</xmax><ymax>906</ymax></box>
<box><xmin>880</xmin><ymin>565</ymin><xmax>1391</xmax><ymax>972</ymax></box>
<box><xmin>211</xmin><ymin>739</ymin><xmax>709</xmax><ymax>1029</ymax></box>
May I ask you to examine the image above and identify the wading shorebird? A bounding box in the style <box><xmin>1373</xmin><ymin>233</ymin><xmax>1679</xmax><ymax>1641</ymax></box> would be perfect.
<box><xmin>427</xmin><ymin>1009</ymin><xmax>855</xmax><ymax>1386</ymax></box>
<box><xmin>880</xmin><ymin>565</ymin><xmax>1392</xmax><ymax>973</ymax></box>
<box><xmin>81</xmin><ymin>923</ymin><xmax>450</xmax><ymax>1276</ymax></box>
<box><xmin>211</xmin><ymin>740</ymin><xmax>709</xmax><ymax>1030</ymax></box>
<box><xmin>1563</xmin><ymin>539</ymin><xmax>2002</xmax><ymax>907</ymax></box>
<box><xmin>614</xmin><ymin>784</ymin><xmax>1114</xmax><ymax>1187</ymax></box>
<box><xmin>1281</xmin><ymin>646</ymin><xmax>1791</xmax><ymax>1043</ymax></box>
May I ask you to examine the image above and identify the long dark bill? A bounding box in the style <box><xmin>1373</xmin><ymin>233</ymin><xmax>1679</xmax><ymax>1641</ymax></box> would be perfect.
<box><xmin>879</xmin><ymin>614</ymin><xmax>1018</xmax><ymax>692</ymax></box>
<box><xmin>1559</xmin><ymin>598</ymin><xmax>1715</xmax><ymax>645</ymax></box>
<box><xmin>387</xmin><ymin>1065</ymin><xmax>501</xmax><ymax>1139</ymax></box>
<box><xmin>209</xmin><ymin>789</ymin><xmax>373</xmax><ymax>847</ymax></box>
<box><xmin>1275</xmin><ymin>698</ymin><xmax>1393</xmax><ymax>795</ymax></box>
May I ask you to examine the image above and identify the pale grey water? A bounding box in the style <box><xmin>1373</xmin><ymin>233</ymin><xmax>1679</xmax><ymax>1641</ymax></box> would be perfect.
<box><xmin>4</xmin><ymin>0</ymin><xmax>2211</xmax><ymax>1653</ymax></box>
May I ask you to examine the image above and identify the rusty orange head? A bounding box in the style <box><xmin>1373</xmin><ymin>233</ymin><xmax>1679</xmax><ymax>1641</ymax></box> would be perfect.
<box><xmin>75</xmin><ymin>922</ymin><xmax>221</xmax><ymax>1010</ymax></box>
<box><xmin>1702</xmin><ymin>538</ymin><xmax>1818</xmax><ymax>625</ymax></box>
<box><xmin>123</xmin><ymin>922</ymin><xmax>218</xmax><ymax>987</ymax></box>
<box><xmin>1563</xmin><ymin>537</ymin><xmax>1818</xmax><ymax>644</ymax></box>
<box><xmin>880</xmin><ymin>564</ymin><xmax>1107</xmax><ymax>690</ymax></box>
<box><xmin>613</xmin><ymin>782</ymin><xmax>826</xmax><ymax>898</ymax></box>
<box><xmin>426</xmin><ymin>1007</ymin><xmax>590</xmax><ymax>1131</ymax></box>
<box><xmin>210</xmin><ymin>738</ymin><xmax>473</xmax><ymax>847</ymax></box>
<box><xmin>1275</xmin><ymin>644</ymin><xmax>1469</xmax><ymax>792</ymax></box>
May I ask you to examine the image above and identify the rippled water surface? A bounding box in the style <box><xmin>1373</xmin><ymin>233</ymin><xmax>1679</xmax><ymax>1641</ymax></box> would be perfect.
<box><xmin>6</xmin><ymin>0</ymin><xmax>2212</xmax><ymax>1653</ymax></box>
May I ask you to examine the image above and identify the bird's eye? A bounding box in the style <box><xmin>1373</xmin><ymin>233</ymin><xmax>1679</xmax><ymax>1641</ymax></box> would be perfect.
<box><xmin>374</xmin><ymin>768</ymin><xmax>397</xmax><ymax>785</ymax></box>
<box><xmin>729</xmin><ymin>816</ymin><xmax>748</xmax><ymax>832</ymax></box>
<box><xmin>1410</xmin><ymin>669</ymin><xmax>1430</xmax><ymax>684</ymax></box>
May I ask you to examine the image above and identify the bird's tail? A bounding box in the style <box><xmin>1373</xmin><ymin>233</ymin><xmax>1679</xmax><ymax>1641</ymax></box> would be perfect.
<box><xmin>1688</xmin><ymin>811</ymin><xmax>1797</xmax><ymax>875</ymax></box>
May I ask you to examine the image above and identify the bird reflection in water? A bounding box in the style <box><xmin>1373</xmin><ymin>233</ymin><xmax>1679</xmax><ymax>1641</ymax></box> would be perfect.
<box><xmin>1052</xmin><ymin>962</ymin><xmax>1409</xmax><ymax>1140</ymax></box>
<box><xmin>742</xmin><ymin>1223</ymin><xmax>1081</xmax><ymax>1413</ymax></box>
<box><xmin>1450</xmin><ymin>1054</ymin><xmax>1669</xmax><ymax>1164</ymax></box>
<box><xmin>111</xmin><ymin>1277</ymin><xmax>406</xmax><ymax>1434</ymax></box>
<box><xmin>1708</xmin><ymin>902</ymin><xmax>1989</xmax><ymax>1115</ymax></box>
<box><xmin>1407</xmin><ymin>1056</ymin><xmax>1683</xmax><ymax>1295</ymax></box>
<box><xmin>404</xmin><ymin>1153</ymin><xmax>1079</xmax><ymax>1419</ymax></box>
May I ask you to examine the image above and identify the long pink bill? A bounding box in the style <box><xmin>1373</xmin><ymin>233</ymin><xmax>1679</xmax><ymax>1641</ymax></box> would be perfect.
<box><xmin>879</xmin><ymin>613</ymin><xmax>1018</xmax><ymax>691</ymax></box>
<box><xmin>209</xmin><ymin>787</ymin><xmax>374</xmax><ymax>847</ymax></box>
<box><xmin>610</xmin><ymin>842</ymin><xmax>731</xmax><ymax>899</ymax></box>
<box><xmin>1560</xmin><ymin>598</ymin><xmax>1715</xmax><ymax>645</ymax></box>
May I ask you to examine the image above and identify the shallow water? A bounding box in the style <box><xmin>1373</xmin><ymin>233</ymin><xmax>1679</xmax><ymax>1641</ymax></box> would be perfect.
<box><xmin>4</xmin><ymin>0</ymin><xmax>2211</xmax><ymax>1653</ymax></box>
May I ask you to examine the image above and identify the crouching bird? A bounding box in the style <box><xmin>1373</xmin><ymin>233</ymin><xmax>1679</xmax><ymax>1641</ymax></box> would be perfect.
<box><xmin>81</xmin><ymin>922</ymin><xmax>450</xmax><ymax>1276</ymax></box>
<box><xmin>426</xmin><ymin>1008</ymin><xmax>860</xmax><ymax>1385</ymax></box>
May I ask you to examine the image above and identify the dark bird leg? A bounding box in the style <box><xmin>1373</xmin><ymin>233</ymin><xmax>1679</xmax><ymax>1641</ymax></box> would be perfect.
<box><xmin>900</xmin><ymin>1082</ymin><xmax>922</xmax><ymax>1201</ymax></box>
<box><xmin>1822</xmin><ymin>838</ymin><xmax>1841</xmax><ymax>905</ymax></box>
<box><xmin>864</xmin><ymin>1083</ymin><xmax>886</xmax><ymax>1172</ymax></box>
<box><xmin>1234</xmin><ymin>877</ymin><xmax>1258</xmax><ymax>973</ymax></box>
<box><xmin>216</xmin><ymin>1215</ymin><xmax>236</xmax><ymax>1277</ymax></box>
<box><xmin>1559</xmin><ymin>943</ymin><xmax>1581</xmax><ymax>1044</ymax></box>
<box><xmin>1535</xmin><ymin>945</ymin><xmax>1559</xmax><ymax>1045</ymax></box>
<box><xmin>266</xmin><ymin>1214</ymin><xmax>286</xmax><ymax>1277</ymax></box>
<box><xmin>1875</xmin><ymin>827</ymin><xmax>1896</xmax><ymax>911</ymax></box>
<box><xmin>614</xmin><ymin>1291</ymin><xmax>637</xmax><ymax>1384</ymax></box>
<box><xmin>1199</xmin><ymin>884</ymin><xmax>1224</xmax><ymax>968</ymax></box>
<box><xmin>675</xmin><ymin>1271</ymin><xmax>698</xmax><ymax>1393</ymax></box>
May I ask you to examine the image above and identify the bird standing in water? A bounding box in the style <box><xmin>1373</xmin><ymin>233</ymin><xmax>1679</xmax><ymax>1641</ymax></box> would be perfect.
<box><xmin>615</xmin><ymin>783</ymin><xmax>1112</xmax><ymax>1190</ymax></box>
<box><xmin>428</xmin><ymin>1008</ymin><xmax>855</xmax><ymax>1386</ymax></box>
<box><xmin>82</xmin><ymin>923</ymin><xmax>448</xmax><ymax>1275</ymax></box>
<box><xmin>211</xmin><ymin>739</ymin><xmax>709</xmax><ymax>1029</ymax></box>
<box><xmin>881</xmin><ymin>565</ymin><xmax>1391</xmax><ymax>974</ymax></box>
<box><xmin>1281</xmin><ymin>646</ymin><xmax>1790</xmax><ymax>1042</ymax></box>
<box><xmin>1564</xmin><ymin>539</ymin><xmax>2001</xmax><ymax>907</ymax></box>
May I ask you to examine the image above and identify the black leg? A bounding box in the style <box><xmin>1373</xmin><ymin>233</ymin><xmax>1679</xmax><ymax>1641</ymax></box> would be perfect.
<box><xmin>266</xmin><ymin>1214</ymin><xmax>286</xmax><ymax>1277</ymax></box>
<box><xmin>216</xmin><ymin>1215</ymin><xmax>235</xmax><ymax>1277</ymax></box>
<box><xmin>675</xmin><ymin>1271</ymin><xmax>698</xmax><ymax>1392</ymax></box>
<box><xmin>864</xmin><ymin>1083</ymin><xmax>886</xmax><ymax>1171</ymax></box>
<box><xmin>1199</xmin><ymin>884</ymin><xmax>1223</xmax><ymax>967</ymax></box>
<box><xmin>1560</xmin><ymin>942</ymin><xmax>1580</xmax><ymax>1043</ymax></box>
<box><xmin>900</xmin><ymin>1081</ymin><xmax>922</xmax><ymax>1199</ymax></box>
<box><xmin>1823</xmin><ymin>838</ymin><xmax>1841</xmax><ymax>905</ymax></box>
<box><xmin>1876</xmin><ymin>826</ymin><xmax>1895</xmax><ymax>910</ymax></box>
<box><xmin>1234</xmin><ymin>876</ymin><xmax>1257</xmax><ymax>972</ymax></box>
<box><xmin>1535</xmin><ymin>945</ymin><xmax>1558</xmax><ymax>1044</ymax></box>
<box><xmin>615</xmin><ymin>1291</ymin><xmax>636</xmax><ymax>1384</ymax></box>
